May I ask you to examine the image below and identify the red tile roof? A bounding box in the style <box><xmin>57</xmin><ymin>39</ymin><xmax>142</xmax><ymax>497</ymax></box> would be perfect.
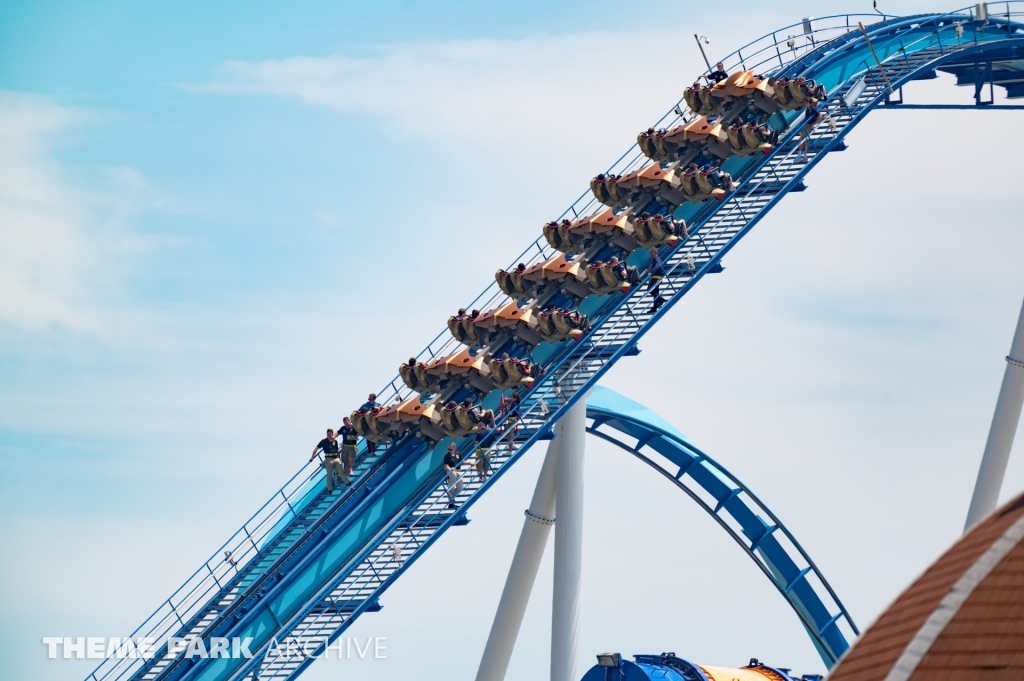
<box><xmin>829</xmin><ymin>491</ymin><xmax>1024</xmax><ymax>681</ymax></box>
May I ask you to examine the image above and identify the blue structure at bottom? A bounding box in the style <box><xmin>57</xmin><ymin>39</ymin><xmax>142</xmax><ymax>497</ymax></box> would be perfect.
<box><xmin>580</xmin><ymin>653</ymin><xmax>822</xmax><ymax>681</ymax></box>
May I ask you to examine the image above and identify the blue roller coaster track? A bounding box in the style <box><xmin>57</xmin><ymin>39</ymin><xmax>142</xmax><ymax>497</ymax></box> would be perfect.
<box><xmin>85</xmin><ymin>6</ymin><xmax>1024</xmax><ymax>681</ymax></box>
<box><xmin>584</xmin><ymin>387</ymin><xmax>856</xmax><ymax>668</ymax></box>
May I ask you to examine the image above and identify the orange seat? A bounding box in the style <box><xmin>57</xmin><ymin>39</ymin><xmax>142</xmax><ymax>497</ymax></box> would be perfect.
<box><xmin>393</xmin><ymin>394</ymin><xmax>436</xmax><ymax>424</ymax></box>
<box><xmin>710</xmin><ymin>70</ymin><xmax>770</xmax><ymax>99</ymax></box>
<box><xmin>475</xmin><ymin>301</ymin><xmax>531</xmax><ymax>330</ymax></box>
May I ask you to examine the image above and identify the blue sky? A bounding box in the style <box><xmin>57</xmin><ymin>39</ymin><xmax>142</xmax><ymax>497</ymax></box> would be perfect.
<box><xmin>3</xmin><ymin>2</ymin><xmax>1024</xmax><ymax>681</ymax></box>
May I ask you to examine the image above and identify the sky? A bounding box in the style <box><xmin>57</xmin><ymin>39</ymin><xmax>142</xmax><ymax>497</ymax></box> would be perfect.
<box><xmin>2</xmin><ymin>1</ymin><xmax>1023</xmax><ymax>680</ymax></box>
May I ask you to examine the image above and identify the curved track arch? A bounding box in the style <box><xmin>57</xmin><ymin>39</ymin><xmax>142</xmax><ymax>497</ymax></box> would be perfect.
<box><xmin>85</xmin><ymin>8</ymin><xmax>1024</xmax><ymax>681</ymax></box>
<box><xmin>584</xmin><ymin>387</ymin><xmax>857</xmax><ymax>667</ymax></box>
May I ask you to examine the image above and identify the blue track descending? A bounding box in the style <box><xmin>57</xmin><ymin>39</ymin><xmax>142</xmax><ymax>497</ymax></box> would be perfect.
<box><xmin>585</xmin><ymin>387</ymin><xmax>856</xmax><ymax>667</ymax></box>
<box><xmin>85</xmin><ymin>7</ymin><xmax>1024</xmax><ymax>681</ymax></box>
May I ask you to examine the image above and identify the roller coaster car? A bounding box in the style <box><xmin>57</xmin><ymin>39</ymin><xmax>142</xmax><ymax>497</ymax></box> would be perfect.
<box><xmin>590</xmin><ymin>174</ymin><xmax>614</xmax><ymax>205</ymax></box>
<box><xmin>542</xmin><ymin>219</ymin><xmax>583</xmax><ymax>253</ymax></box>
<box><xmin>684</xmin><ymin>82</ymin><xmax>717</xmax><ymax>115</ymax></box>
<box><xmin>583</xmin><ymin>259</ymin><xmax>639</xmax><ymax>296</ymax></box>
<box><xmin>637</xmin><ymin>128</ymin><xmax>691</xmax><ymax>163</ymax></box>
<box><xmin>663</xmin><ymin>165</ymin><xmax>727</xmax><ymax>204</ymax></box>
<box><xmin>380</xmin><ymin>395</ymin><xmax>431</xmax><ymax>425</ymax></box>
<box><xmin>712</xmin><ymin>70</ymin><xmax>763</xmax><ymax>95</ymax></box>
<box><xmin>472</xmin><ymin>301</ymin><xmax>545</xmax><ymax>348</ymax></box>
<box><xmin>438</xmin><ymin>404</ymin><xmax>467</xmax><ymax>437</ymax></box>
<box><xmin>536</xmin><ymin>308</ymin><xmax>591</xmax><ymax>343</ymax></box>
<box><xmin>474</xmin><ymin>301</ymin><xmax>530</xmax><ymax>332</ymax></box>
<box><xmin>498</xmin><ymin>254</ymin><xmax>584</xmax><ymax>301</ymax></box>
<box><xmin>419</xmin><ymin>347</ymin><xmax>495</xmax><ymax>394</ymax></box>
<box><xmin>458</xmin><ymin>403</ymin><xmax>495</xmax><ymax>432</ymax></box>
<box><xmin>593</xmin><ymin>163</ymin><xmax>684</xmax><ymax>209</ymax></box>
<box><xmin>448</xmin><ymin>310</ymin><xmax>483</xmax><ymax>346</ymax></box>
<box><xmin>689</xmin><ymin>116</ymin><xmax>736</xmax><ymax>161</ymax></box>
<box><xmin>488</xmin><ymin>355</ymin><xmax>539</xmax><ymax>391</ymax></box>
<box><xmin>696</xmin><ymin>165</ymin><xmax>734</xmax><ymax>196</ymax></box>
<box><xmin>562</xmin><ymin>208</ymin><xmax>635</xmax><ymax>255</ymax></box>
<box><xmin>590</xmin><ymin>173</ymin><xmax>634</xmax><ymax>209</ymax></box>
<box><xmin>495</xmin><ymin>264</ymin><xmax>531</xmax><ymax>298</ymax></box>
<box><xmin>544</xmin><ymin>219</ymin><xmax>581</xmax><ymax>254</ymax></box>
<box><xmin>651</xmin><ymin>116</ymin><xmax>733</xmax><ymax>162</ymax></box>
<box><xmin>438</xmin><ymin>401</ymin><xmax>494</xmax><ymax>438</ymax></box>
<box><xmin>350</xmin><ymin>406</ymin><xmax>391</xmax><ymax>443</ymax></box>
<box><xmin>637</xmin><ymin>128</ymin><xmax>661</xmax><ymax>160</ymax></box>
<box><xmin>710</xmin><ymin>70</ymin><xmax>772</xmax><ymax>106</ymax></box>
<box><xmin>684</xmin><ymin>70</ymin><xmax>778</xmax><ymax>116</ymax></box>
<box><xmin>467</xmin><ymin>301</ymin><xmax>581</xmax><ymax>349</ymax></box>
<box><xmin>788</xmin><ymin>76</ymin><xmax>826</xmax><ymax>105</ymax></box>
<box><xmin>632</xmin><ymin>212</ymin><xmax>687</xmax><ymax>249</ymax></box>
<box><xmin>727</xmin><ymin>121</ymin><xmax>778</xmax><ymax>155</ymax></box>
<box><xmin>399</xmin><ymin>359</ymin><xmax>442</xmax><ymax>394</ymax></box>
<box><xmin>383</xmin><ymin>395</ymin><xmax>446</xmax><ymax>445</ymax></box>
<box><xmin>638</xmin><ymin>125</ymin><xmax>688</xmax><ymax>163</ymax></box>
<box><xmin>524</xmin><ymin>253</ymin><xmax>581</xmax><ymax>285</ymax></box>
<box><xmin>629</xmin><ymin>162</ymin><xmax>680</xmax><ymax>190</ymax></box>
<box><xmin>770</xmin><ymin>76</ymin><xmax>825</xmax><ymax>110</ymax></box>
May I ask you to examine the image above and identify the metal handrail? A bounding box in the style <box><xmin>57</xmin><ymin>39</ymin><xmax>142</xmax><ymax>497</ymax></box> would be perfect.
<box><xmin>83</xmin><ymin>459</ymin><xmax>324</xmax><ymax>681</ymax></box>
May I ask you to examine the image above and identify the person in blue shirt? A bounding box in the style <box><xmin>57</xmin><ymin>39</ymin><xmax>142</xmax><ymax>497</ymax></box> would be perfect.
<box><xmin>357</xmin><ymin>393</ymin><xmax>381</xmax><ymax>455</ymax></box>
<box><xmin>647</xmin><ymin>247</ymin><xmax>667</xmax><ymax>313</ymax></box>
<box><xmin>443</xmin><ymin>442</ymin><xmax>464</xmax><ymax>509</ymax></box>
<box><xmin>797</xmin><ymin>97</ymin><xmax>825</xmax><ymax>161</ymax></box>
<box><xmin>338</xmin><ymin>416</ymin><xmax>359</xmax><ymax>480</ymax></box>
<box><xmin>705</xmin><ymin>62</ymin><xmax>728</xmax><ymax>84</ymax></box>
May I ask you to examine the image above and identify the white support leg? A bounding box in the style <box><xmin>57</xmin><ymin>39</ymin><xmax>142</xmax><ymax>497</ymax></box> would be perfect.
<box><xmin>551</xmin><ymin>396</ymin><xmax>587</xmax><ymax>681</ymax></box>
<box><xmin>475</xmin><ymin>437</ymin><xmax>560</xmax><ymax>681</ymax></box>
<box><xmin>965</xmin><ymin>295</ymin><xmax>1024</xmax><ymax>532</ymax></box>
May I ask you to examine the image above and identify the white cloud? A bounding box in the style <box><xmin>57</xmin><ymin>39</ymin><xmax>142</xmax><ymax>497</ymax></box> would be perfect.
<box><xmin>186</xmin><ymin>31</ymin><xmax>726</xmax><ymax>156</ymax></box>
<box><xmin>0</xmin><ymin>92</ymin><xmax>163</xmax><ymax>332</ymax></box>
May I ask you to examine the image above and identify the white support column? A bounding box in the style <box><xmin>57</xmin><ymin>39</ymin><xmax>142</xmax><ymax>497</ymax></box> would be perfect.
<box><xmin>551</xmin><ymin>396</ymin><xmax>587</xmax><ymax>681</ymax></box>
<box><xmin>475</xmin><ymin>437</ymin><xmax>560</xmax><ymax>681</ymax></box>
<box><xmin>965</xmin><ymin>295</ymin><xmax>1024</xmax><ymax>532</ymax></box>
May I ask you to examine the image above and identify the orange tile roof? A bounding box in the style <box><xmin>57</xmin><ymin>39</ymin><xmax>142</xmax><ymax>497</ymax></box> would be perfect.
<box><xmin>829</xmin><ymin>491</ymin><xmax>1024</xmax><ymax>681</ymax></box>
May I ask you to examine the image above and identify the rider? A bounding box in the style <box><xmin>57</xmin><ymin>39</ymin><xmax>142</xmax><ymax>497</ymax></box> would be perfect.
<box><xmin>461</xmin><ymin>397</ymin><xmax>495</xmax><ymax>428</ymax></box>
<box><xmin>359</xmin><ymin>393</ymin><xmax>380</xmax><ymax>455</ymax></box>
<box><xmin>608</xmin><ymin>255</ymin><xmax>639</xmax><ymax>286</ymax></box>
